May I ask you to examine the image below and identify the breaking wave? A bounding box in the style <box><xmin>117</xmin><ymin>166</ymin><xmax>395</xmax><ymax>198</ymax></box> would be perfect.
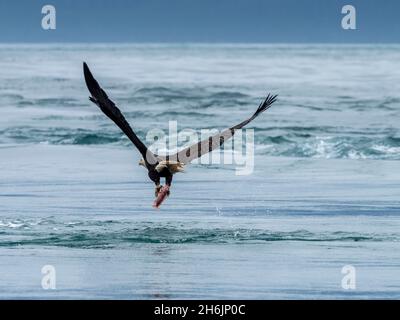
<box><xmin>1</xmin><ymin>125</ymin><xmax>399</xmax><ymax>160</ymax></box>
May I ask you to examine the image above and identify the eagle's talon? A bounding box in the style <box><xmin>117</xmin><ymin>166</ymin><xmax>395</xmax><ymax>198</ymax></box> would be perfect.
<box><xmin>155</xmin><ymin>185</ymin><xmax>162</xmax><ymax>197</ymax></box>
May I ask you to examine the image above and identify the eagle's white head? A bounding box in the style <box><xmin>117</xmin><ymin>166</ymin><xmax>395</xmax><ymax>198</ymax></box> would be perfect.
<box><xmin>139</xmin><ymin>158</ymin><xmax>185</xmax><ymax>173</ymax></box>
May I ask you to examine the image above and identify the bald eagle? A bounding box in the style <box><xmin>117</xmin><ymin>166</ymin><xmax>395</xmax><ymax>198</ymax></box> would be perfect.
<box><xmin>83</xmin><ymin>62</ymin><xmax>277</xmax><ymax>208</ymax></box>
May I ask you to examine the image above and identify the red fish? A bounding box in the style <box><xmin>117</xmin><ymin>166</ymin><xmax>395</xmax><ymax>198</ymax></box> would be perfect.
<box><xmin>152</xmin><ymin>185</ymin><xmax>170</xmax><ymax>208</ymax></box>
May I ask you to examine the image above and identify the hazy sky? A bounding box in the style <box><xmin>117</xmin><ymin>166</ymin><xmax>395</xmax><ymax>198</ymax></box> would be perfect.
<box><xmin>0</xmin><ymin>0</ymin><xmax>399</xmax><ymax>43</ymax></box>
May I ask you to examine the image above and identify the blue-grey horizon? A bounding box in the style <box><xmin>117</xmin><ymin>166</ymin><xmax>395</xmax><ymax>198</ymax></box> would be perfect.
<box><xmin>0</xmin><ymin>0</ymin><xmax>399</xmax><ymax>43</ymax></box>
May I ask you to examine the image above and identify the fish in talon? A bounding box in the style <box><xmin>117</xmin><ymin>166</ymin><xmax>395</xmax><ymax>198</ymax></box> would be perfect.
<box><xmin>153</xmin><ymin>185</ymin><xmax>170</xmax><ymax>208</ymax></box>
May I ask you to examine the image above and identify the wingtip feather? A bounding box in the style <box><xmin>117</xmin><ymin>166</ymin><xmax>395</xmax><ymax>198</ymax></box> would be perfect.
<box><xmin>83</xmin><ymin>62</ymin><xmax>102</xmax><ymax>101</ymax></box>
<box><xmin>254</xmin><ymin>93</ymin><xmax>278</xmax><ymax>117</ymax></box>
<box><xmin>83</xmin><ymin>62</ymin><xmax>93</xmax><ymax>83</ymax></box>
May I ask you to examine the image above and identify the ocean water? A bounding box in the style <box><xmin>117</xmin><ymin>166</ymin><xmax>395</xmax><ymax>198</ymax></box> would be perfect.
<box><xmin>0</xmin><ymin>44</ymin><xmax>399</xmax><ymax>299</ymax></box>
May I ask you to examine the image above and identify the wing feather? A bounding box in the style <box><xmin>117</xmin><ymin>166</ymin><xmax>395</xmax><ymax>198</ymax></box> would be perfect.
<box><xmin>83</xmin><ymin>62</ymin><xmax>158</xmax><ymax>166</ymax></box>
<box><xmin>164</xmin><ymin>94</ymin><xmax>277</xmax><ymax>164</ymax></box>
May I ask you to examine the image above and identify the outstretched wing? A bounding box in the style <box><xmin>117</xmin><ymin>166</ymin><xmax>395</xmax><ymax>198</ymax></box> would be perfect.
<box><xmin>83</xmin><ymin>62</ymin><xmax>158</xmax><ymax>166</ymax></box>
<box><xmin>163</xmin><ymin>94</ymin><xmax>277</xmax><ymax>164</ymax></box>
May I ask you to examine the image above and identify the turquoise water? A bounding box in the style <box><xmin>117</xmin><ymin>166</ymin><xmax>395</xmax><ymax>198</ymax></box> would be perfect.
<box><xmin>0</xmin><ymin>44</ymin><xmax>399</xmax><ymax>299</ymax></box>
